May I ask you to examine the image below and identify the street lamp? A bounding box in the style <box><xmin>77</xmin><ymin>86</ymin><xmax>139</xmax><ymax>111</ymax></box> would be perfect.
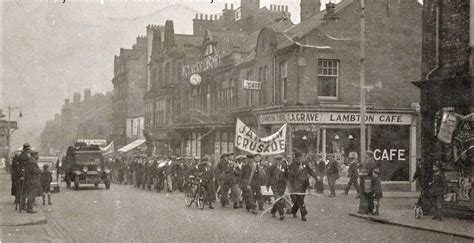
<box><xmin>5</xmin><ymin>106</ymin><xmax>22</xmax><ymax>172</ymax></box>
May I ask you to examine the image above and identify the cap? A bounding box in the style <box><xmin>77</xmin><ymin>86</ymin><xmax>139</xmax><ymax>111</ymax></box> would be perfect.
<box><xmin>373</xmin><ymin>168</ymin><xmax>381</xmax><ymax>174</ymax></box>
<box><xmin>334</xmin><ymin>135</ymin><xmax>340</xmax><ymax>140</ymax></box>
<box><xmin>30</xmin><ymin>150</ymin><xmax>39</xmax><ymax>155</ymax></box>
<box><xmin>348</xmin><ymin>135</ymin><xmax>354</xmax><ymax>139</ymax></box>
<box><xmin>275</xmin><ymin>155</ymin><xmax>283</xmax><ymax>160</ymax></box>
<box><xmin>235</xmin><ymin>155</ymin><xmax>246</xmax><ymax>160</ymax></box>
<box><xmin>43</xmin><ymin>164</ymin><xmax>49</xmax><ymax>169</ymax></box>
<box><xmin>246</xmin><ymin>154</ymin><xmax>255</xmax><ymax>158</ymax></box>
<box><xmin>23</xmin><ymin>143</ymin><xmax>31</xmax><ymax>150</ymax></box>
<box><xmin>220</xmin><ymin>153</ymin><xmax>229</xmax><ymax>158</ymax></box>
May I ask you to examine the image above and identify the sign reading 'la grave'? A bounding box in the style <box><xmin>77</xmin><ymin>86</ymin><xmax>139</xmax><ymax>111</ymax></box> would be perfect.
<box><xmin>259</xmin><ymin>112</ymin><xmax>413</xmax><ymax>125</ymax></box>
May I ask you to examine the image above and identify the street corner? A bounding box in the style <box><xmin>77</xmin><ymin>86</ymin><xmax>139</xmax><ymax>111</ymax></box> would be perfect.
<box><xmin>348</xmin><ymin>211</ymin><xmax>474</xmax><ymax>240</ymax></box>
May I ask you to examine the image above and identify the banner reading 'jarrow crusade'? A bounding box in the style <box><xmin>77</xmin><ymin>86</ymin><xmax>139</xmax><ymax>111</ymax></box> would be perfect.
<box><xmin>235</xmin><ymin>118</ymin><xmax>287</xmax><ymax>155</ymax></box>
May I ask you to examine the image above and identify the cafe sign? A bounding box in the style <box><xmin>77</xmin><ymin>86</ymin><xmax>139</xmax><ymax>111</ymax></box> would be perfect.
<box><xmin>243</xmin><ymin>80</ymin><xmax>262</xmax><ymax>91</ymax></box>
<box><xmin>258</xmin><ymin>112</ymin><xmax>413</xmax><ymax>125</ymax></box>
<box><xmin>182</xmin><ymin>54</ymin><xmax>221</xmax><ymax>78</ymax></box>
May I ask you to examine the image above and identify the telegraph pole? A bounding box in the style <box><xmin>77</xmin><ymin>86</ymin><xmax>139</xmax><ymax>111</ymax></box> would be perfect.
<box><xmin>360</xmin><ymin>0</ymin><xmax>366</xmax><ymax>164</ymax></box>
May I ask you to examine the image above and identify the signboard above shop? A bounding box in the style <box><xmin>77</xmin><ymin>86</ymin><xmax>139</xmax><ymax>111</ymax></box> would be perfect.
<box><xmin>77</xmin><ymin>139</ymin><xmax>107</xmax><ymax>146</ymax></box>
<box><xmin>243</xmin><ymin>80</ymin><xmax>262</xmax><ymax>91</ymax></box>
<box><xmin>258</xmin><ymin>111</ymin><xmax>413</xmax><ymax>125</ymax></box>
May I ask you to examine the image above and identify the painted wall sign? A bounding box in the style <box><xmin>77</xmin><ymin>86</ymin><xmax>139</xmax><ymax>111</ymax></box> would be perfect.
<box><xmin>182</xmin><ymin>54</ymin><xmax>221</xmax><ymax>78</ymax></box>
<box><xmin>258</xmin><ymin>112</ymin><xmax>413</xmax><ymax>125</ymax></box>
<box><xmin>243</xmin><ymin>80</ymin><xmax>262</xmax><ymax>91</ymax></box>
<box><xmin>235</xmin><ymin>118</ymin><xmax>287</xmax><ymax>155</ymax></box>
<box><xmin>373</xmin><ymin>149</ymin><xmax>407</xmax><ymax>161</ymax></box>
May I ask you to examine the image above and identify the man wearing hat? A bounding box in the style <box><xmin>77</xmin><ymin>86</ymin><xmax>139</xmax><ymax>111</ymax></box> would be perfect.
<box><xmin>11</xmin><ymin>143</ymin><xmax>30</xmax><ymax>207</ymax></box>
<box><xmin>240</xmin><ymin>154</ymin><xmax>265</xmax><ymax>214</ymax></box>
<box><xmin>325</xmin><ymin>154</ymin><xmax>340</xmax><ymax>197</ymax></box>
<box><xmin>343</xmin><ymin>153</ymin><xmax>361</xmax><ymax>197</ymax></box>
<box><xmin>266</xmin><ymin>154</ymin><xmax>288</xmax><ymax>220</ymax></box>
<box><xmin>216</xmin><ymin>153</ymin><xmax>241</xmax><ymax>208</ymax></box>
<box><xmin>23</xmin><ymin>150</ymin><xmax>41</xmax><ymax>213</ymax></box>
<box><xmin>288</xmin><ymin>151</ymin><xmax>315</xmax><ymax>221</ymax></box>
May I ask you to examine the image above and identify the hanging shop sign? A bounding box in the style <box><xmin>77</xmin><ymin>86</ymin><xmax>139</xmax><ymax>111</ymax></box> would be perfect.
<box><xmin>182</xmin><ymin>54</ymin><xmax>221</xmax><ymax>78</ymax></box>
<box><xmin>235</xmin><ymin>118</ymin><xmax>287</xmax><ymax>155</ymax></box>
<box><xmin>258</xmin><ymin>112</ymin><xmax>413</xmax><ymax>125</ymax></box>
<box><xmin>243</xmin><ymin>80</ymin><xmax>262</xmax><ymax>91</ymax></box>
<box><xmin>437</xmin><ymin>112</ymin><xmax>458</xmax><ymax>143</ymax></box>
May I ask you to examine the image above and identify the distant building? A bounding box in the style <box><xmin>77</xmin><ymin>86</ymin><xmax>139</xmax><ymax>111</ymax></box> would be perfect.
<box><xmin>111</xmin><ymin>36</ymin><xmax>148</xmax><ymax>149</ymax></box>
<box><xmin>40</xmin><ymin>89</ymin><xmax>112</xmax><ymax>155</ymax></box>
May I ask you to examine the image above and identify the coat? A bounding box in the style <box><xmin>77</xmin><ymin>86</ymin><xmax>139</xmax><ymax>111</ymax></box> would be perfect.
<box><xmin>325</xmin><ymin>159</ymin><xmax>339</xmax><ymax>178</ymax></box>
<box><xmin>266</xmin><ymin>162</ymin><xmax>288</xmax><ymax>195</ymax></box>
<box><xmin>24</xmin><ymin>158</ymin><xmax>41</xmax><ymax>198</ymax></box>
<box><xmin>288</xmin><ymin>161</ymin><xmax>315</xmax><ymax>193</ymax></box>
<box><xmin>40</xmin><ymin>170</ymin><xmax>53</xmax><ymax>192</ymax></box>
<box><xmin>430</xmin><ymin>172</ymin><xmax>447</xmax><ymax>196</ymax></box>
<box><xmin>371</xmin><ymin>176</ymin><xmax>383</xmax><ymax>199</ymax></box>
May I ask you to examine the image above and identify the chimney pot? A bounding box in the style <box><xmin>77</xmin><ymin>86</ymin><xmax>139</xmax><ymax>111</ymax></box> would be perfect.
<box><xmin>205</xmin><ymin>14</ymin><xmax>208</xmax><ymax>20</ymax></box>
<box><xmin>225</xmin><ymin>3</ymin><xmax>228</xmax><ymax>9</ymax></box>
<box><xmin>231</xmin><ymin>4</ymin><xmax>233</xmax><ymax>10</ymax></box>
<box><xmin>277</xmin><ymin>5</ymin><xmax>281</xmax><ymax>12</ymax></box>
<box><xmin>200</xmin><ymin>14</ymin><xmax>203</xmax><ymax>19</ymax></box>
<box><xmin>195</xmin><ymin>13</ymin><xmax>198</xmax><ymax>19</ymax></box>
<box><xmin>285</xmin><ymin>6</ymin><xmax>288</xmax><ymax>12</ymax></box>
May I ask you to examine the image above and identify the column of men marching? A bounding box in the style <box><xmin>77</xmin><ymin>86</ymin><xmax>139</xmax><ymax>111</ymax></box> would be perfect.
<box><xmin>112</xmin><ymin>150</ymin><xmax>383</xmax><ymax>221</ymax></box>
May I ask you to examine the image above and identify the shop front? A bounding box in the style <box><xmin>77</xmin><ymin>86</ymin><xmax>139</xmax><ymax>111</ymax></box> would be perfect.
<box><xmin>256</xmin><ymin>107</ymin><xmax>418</xmax><ymax>189</ymax></box>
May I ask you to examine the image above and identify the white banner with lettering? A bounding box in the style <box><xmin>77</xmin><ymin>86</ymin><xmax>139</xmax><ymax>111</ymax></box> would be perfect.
<box><xmin>235</xmin><ymin>118</ymin><xmax>287</xmax><ymax>155</ymax></box>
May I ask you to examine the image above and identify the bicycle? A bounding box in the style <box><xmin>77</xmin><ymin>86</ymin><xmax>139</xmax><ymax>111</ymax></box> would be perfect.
<box><xmin>184</xmin><ymin>175</ymin><xmax>206</xmax><ymax>210</ymax></box>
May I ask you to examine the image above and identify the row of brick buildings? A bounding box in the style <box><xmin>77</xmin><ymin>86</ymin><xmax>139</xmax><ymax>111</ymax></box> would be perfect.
<box><xmin>40</xmin><ymin>90</ymin><xmax>112</xmax><ymax>155</ymax></box>
<box><xmin>108</xmin><ymin>0</ymin><xmax>425</xmax><ymax>185</ymax></box>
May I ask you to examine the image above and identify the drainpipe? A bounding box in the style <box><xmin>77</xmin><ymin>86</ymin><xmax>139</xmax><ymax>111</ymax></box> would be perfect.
<box><xmin>425</xmin><ymin>5</ymin><xmax>440</xmax><ymax>80</ymax></box>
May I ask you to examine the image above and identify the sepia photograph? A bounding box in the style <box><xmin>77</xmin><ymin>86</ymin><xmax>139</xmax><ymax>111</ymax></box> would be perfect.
<box><xmin>1</xmin><ymin>0</ymin><xmax>473</xmax><ymax>242</ymax></box>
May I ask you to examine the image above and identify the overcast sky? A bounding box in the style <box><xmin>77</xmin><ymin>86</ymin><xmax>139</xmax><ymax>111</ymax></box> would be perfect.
<box><xmin>4</xmin><ymin>0</ymin><xmax>344</xmax><ymax>149</ymax></box>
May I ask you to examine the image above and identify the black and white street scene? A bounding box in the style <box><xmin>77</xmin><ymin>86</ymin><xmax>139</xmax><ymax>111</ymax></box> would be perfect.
<box><xmin>1</xmin><ymin>0</ymin><xmax>473</xmax><ymax>242</ymax></box>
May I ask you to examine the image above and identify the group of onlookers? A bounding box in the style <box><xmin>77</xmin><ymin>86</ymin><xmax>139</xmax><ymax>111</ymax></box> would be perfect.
<box><xmin>10</xmin><ymin>143</ymin><xmax>53</xmax><ymax>213</ymax></box>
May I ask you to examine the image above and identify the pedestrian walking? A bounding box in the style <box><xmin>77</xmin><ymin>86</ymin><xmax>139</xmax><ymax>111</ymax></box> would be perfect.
<box><xmin>343</xmin><ymin>153</ymin><xmax>360</xmax><ymax>197</ymax></box>
<box><xmin>240</xmin><ymin>154</ymin><xmax>265</xmax><ymax>214</ymax></box>
<box><xmin>429</xmin><ymin>163</ymin><xmax>447</xmax><ymax>221</ymax></box>
<box><xmin>216</xmin><ymin>153</ymin><xmax>241</xmax><ymax>208</ymax></box>
<box><xmin>288</xmin><ymin>151</ymin><xmax>315</xmax><ymax>221</ymax></box>
<box><xmin>325</xmin><ymin>154</ymin><xmax>339</xmax><ymax>197</ymax></box>
<box><xmin>40</xmin><ymin>164</ymin><xmax>53</xmax><ymax>205</ymax></box>
<box><xmin>315</xmin><ymin>154</ymin><xmax>325</xmax><ymax>194</ymax></box>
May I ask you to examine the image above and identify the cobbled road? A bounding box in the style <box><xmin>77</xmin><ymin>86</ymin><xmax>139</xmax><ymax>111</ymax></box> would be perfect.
<box><xmin>10</xmin><ymin>182</ymin><xmax>471</xmax><ymax>242</ymax></box>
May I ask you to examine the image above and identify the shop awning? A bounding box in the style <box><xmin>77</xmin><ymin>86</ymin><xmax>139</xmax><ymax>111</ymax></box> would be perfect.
<box><xmin>118</xmin><ymin>139</ymin><xmax>146</xmax><ymax>153</ymax></box>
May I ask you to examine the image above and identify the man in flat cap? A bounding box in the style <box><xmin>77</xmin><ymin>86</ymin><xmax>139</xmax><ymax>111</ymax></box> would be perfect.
<box><xmin>216</xmin><ymin>153</ymin><xmax>241</xmax><ymax>208</ymax></box>
<box><xmin>266</xmin><ymin>154</ymin><xmax>288</xmax><ymax>220</ymax></box>
<box><xmin>23</xmin><ymin>150</ymin><xmax>41</xmax><ymax>213</ymax></box>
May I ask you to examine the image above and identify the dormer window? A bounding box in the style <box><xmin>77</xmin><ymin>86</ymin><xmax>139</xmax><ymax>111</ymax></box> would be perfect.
<box><xmin>205</xmin><ymin>44</ymin><xmax>215</xmax><ymax>56</ymax></box>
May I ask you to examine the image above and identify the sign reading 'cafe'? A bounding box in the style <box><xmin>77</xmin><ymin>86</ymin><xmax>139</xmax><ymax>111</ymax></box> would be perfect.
<box><xmin>259</xmin><ymin>111</ymin><xmax>413</xmax><ymax>125</ymax></box>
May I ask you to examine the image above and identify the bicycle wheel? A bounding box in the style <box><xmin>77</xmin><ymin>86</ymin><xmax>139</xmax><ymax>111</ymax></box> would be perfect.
<box><xmin>185</xmin><ymin>186</ymin><xmax>195</xmax><ymax>207</ymax></box>
<box><xmin>197</xmin><ymin>187</ymin><xmax>206</xmax><ymax>210</ymax></box>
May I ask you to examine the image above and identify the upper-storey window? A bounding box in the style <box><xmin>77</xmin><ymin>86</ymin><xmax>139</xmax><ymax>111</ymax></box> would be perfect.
<box><xmin>280</xmin><ymin>61</ymin><xmax>288</xmax><ymax>102</ymax></box>
<box><xmin>318</xmin><ymin>59</ymin><xmax>339</xmax><ymax>99</ymax></box>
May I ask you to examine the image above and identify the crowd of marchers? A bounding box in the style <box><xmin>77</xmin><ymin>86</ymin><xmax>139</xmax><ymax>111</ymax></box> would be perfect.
<box><xmin>110</xmin><ymin>150</ymin><xmax>384</xmax><ymax>221</ymax></box>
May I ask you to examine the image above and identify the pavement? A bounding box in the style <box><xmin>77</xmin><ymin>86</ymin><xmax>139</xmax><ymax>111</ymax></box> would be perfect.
<box><xmin>350</xmin><ymin>206</ymin><xmax>474</xmax><ymax>240</ymax></box>
<box><xmin>0</xmin><ymin>171</ymin><xmax>48</xmax><ymax>227</ymax></box>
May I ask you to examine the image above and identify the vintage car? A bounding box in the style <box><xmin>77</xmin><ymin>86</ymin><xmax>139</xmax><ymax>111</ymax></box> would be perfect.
<box><xmin>37</xmin><ymin>156</ymin><xmax>61</xmax><ymax>193</ymax></box>
<box><xmin>63</xmin><ymin>144</ymin><xmax>111</xmax><ymax>190</ymax></box>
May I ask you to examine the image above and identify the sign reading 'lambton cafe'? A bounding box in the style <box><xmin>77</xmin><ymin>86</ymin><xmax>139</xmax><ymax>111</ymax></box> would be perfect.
<box><xmin>259</xmin><ymin>112</ymin><xmax>413</xmax><ymax>125</ymax></box>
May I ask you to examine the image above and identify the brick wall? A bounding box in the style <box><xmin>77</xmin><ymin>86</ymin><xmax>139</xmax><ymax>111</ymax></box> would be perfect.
<box><xmin>422</xmin><ymin>0</ymin><xmax>471</xmax><ymax>79</ymax></box>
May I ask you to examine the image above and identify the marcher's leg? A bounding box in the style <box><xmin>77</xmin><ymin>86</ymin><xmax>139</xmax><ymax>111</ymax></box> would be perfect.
<box><xmin>436</xmin><ymin>195</ymin><xmax>443</xmax><ymax>221</ymax></box>
<box><xmin>48</xmin><ymin>193</ymin><xmax>52</xmax><ymax>205</ymax></box>
<box><xmin>42</xmin><ymin>194</ymin><xmax>46</xmax><ymax>205</ymax></box>
<box><xmin>290</xmin><ymin>194</ymin><xmax>299</xmax><ymax>217</ymax></box>
<box><xmin>299</xmin><ymin>195</ymin><xmax>308</xmax><ymax>221</ymax></box>
<box><xmin>353</xmin><ymin>177</ymin><xmax>361</xmax><ymax>195</ymax></box>
<box><xmin>220</xmin><ymin>181</ymin><xmax>230</xmax><ymax>207</ymax></box>
<box><xmin>431</xmin><ymin>195</ymin><xmax>438</xmax><ymax>219</ymax></box>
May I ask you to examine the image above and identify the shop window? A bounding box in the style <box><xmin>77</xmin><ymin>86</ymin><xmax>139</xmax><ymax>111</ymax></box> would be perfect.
<box><xmin>318</xmin><ymin>59</ymin><xmax>339</xmax><ymax>99</ymax></box>
<box><xmin>370</xmin><ymin>125</ymin><xmax>410</xmax><ymax>181</ymax></box>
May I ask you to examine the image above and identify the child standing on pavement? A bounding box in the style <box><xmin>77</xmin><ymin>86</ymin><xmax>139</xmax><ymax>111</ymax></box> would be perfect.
<box><xmin>429</xmin><ymin>163</ymin><xmax>446</xmax><ymax>221</ymax></box>
<box><xmin>40</xmin><ymin>164</ymin><xmax>53</xmax><ymax>205</ymax></box>
<box><xmin>369</xmin><ymin>168</ymin><xmax>383</xmax><ymax>215</ymax></box>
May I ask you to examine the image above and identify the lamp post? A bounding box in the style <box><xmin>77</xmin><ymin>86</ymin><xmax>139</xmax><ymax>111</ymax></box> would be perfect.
<box><xmin>359</xmin><ymin>0</ymin><xmax>366</xmax><ymax>165</ymax></box>
<box><xmin>5</xmin><ymin>106</ymin><xmax>22</xmax><ymax>172</ymax></box>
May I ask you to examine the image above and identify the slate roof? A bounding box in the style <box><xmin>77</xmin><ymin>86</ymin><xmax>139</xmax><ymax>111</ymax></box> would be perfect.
<box><xmin>278</xmin><ymin>0</ymin><xmax>354</xmax><ymax>50</ymax></box>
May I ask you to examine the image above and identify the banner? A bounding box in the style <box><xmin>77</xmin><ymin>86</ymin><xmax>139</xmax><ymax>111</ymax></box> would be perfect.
<box><xmin>234</xmin><ymin>118</ymin><xmax>287</xmax><ymax>155</ymax></box>
<box><xmin>101</xmin><ymin>141</ymin><xmax>114</xmax><ymax>156</ymax></box>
